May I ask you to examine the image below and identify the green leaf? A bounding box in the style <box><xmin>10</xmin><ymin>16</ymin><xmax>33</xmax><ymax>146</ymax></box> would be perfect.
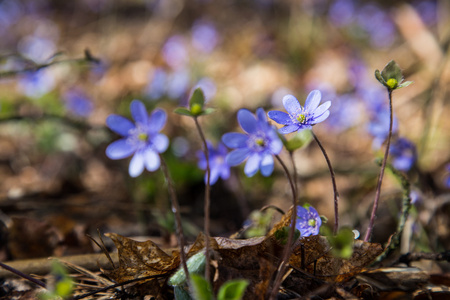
<box><xmin>190</xmin><ymin>274</ymin><xmax>214</xmax><ymax>300</ymax></box>
<box><xmin>274</xmin><ymin>226</ymin><xmax>300</xmax><ymax>245</ymax></box>
<box><xmin>398</xmin><ymin>81</ymin><xmax>413</xmax><ymax>89</ymax></box>
<box><xmin>285</xmin><ymin>129</ymin><xmax>312</xmax><ymax>152</ymax></box>
<box><xmin>374</xmin><ymin>69</ymin><xmax>385</xmax><ymax>85</ymax></box>
<box><xmin>200</xmin><ymin>107</ymin><xmax>216</xmax><ymax>115</ymax></box>
<box><xmin>217</xmin><ymin>279</ymin><xmax>249</xmax><ymax>300</ymax></box>
<box><xmin>169</xmin><ymin>251</ymin><xmax>207</xmax><ymax>286</ymax></box>
<box><xmin>190</xmin><ymin>88</ymin><xmax>206</xmax><ymax>113</ymax></box>
<box><xmin>381</xmin><ymin>60</ymin><xmax>403</xmax><ymax>83</ymax></box>
<box><xmin>174</xmin><ymin>286</ymin><xmax>194</xmax><ymax>300</ymax></box>
<box><xmin>326</xmin><ymin>227</ymin><xmax>355</xmax><ymax>259</ymax></box>
<box><xmin>174</xmin><ymin>107</ymin><xmax>194</xmax><ymax>117</ymax></box>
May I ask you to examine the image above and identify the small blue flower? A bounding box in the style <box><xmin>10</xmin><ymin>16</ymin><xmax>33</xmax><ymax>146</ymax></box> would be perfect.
<box><xmin>268</xmin><ymin>90</ymin><xmax>331</xmax><ymax>134</ymax></box>
<box><xmin>389</xmin><ymin>137</ymin><xmax>417</xmax><ymax>172</ymax></box>
<box><xmin>222</xmin><ymin>108</ymin><xmax>282</xmax><ymax>177</ymax></box>
<box><xmin>197</xmin><ymin>142</ymin><xmax>230</xmax><ymax>185</ymax></box>
<box><xmin>105</xmin><ymin>100</ymin><xmax>169</xmax><ymax>177</ymax></box>
<box><xmin>296</xmin><ymin>206</ymin><xmax>322</xmax><ymax>237</ymax></box>
<box><xmin>64</xmin><ymin>89</ymin><xmax>93</xmax><ymax>117</ymax></box>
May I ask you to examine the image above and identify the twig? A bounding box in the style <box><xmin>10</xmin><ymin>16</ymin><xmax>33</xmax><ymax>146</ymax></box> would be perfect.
<box><xmin>0</xmin><ymin>261</ymin><xmax>46</xmax><ymax>288</ymax></box>
<box><xmin>0</xmin><ymin>49</ymin><xmax>100</xmax><ymax>79</ymax></box>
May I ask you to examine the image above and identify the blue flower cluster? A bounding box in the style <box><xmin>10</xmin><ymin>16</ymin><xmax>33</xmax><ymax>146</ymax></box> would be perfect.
<box><xmin>106</xmin><ymin>90</ymin><xmax>331</xmax><ymax>236</ymax></box>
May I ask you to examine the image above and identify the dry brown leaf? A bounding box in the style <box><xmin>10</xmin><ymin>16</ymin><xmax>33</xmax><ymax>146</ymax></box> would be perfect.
<box><xmin>102</xmin><ymin>233</ymin><xmax>180</xmax><ymax>283</ymax></box>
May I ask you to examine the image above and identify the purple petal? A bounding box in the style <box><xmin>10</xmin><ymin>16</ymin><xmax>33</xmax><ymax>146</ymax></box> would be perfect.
<box><xmin>282</xmin><ymin>95</ymin><xmax>301</xmax><ymax>116</ymax></box>
<box><xmin>152</xmin><ymin>133</ymin><xmax>169</xmax><ymax>153</ymax></box>
<box><xmin>106</xmin><ymin>115</ymin><xmax>136</xmax><ymax>136</ymax></box>
<box><xmin>226</xmin><ymin>148</ymin><xmax>251</xmax><ymax>166</ymax></box>
<box><xmin>129</xmin><ymin>152</ymin><xmax>145</xmax><ymax>177</ymax></box>
<box><xmin>269</xmin><ymin>137</ymin><xmax>283</xmax><ymax>154</ymax></box>
<box><xmin>312</xmin><ymin>110</ymin><xmax>330</xmax><ymax>124</ymax></box>
<box><xmin>312</xmin><ymin>101</ymin><xmax>331</xmax><ymax>118</ymax></box>
<box><xmin>278</xmin><ymin>124</ymin><xmax>300</xmax><ymax>134</ymax></box>
<box><xmin>130</xmin><ymin>100</ymin><xmax>148</xmax><ymax>124</ymax></box>
<box><xmin>305</xmin><ymin>90</ymin><xmax>321</xmax><ymax>112</ymax></box>
<box><xmin>207</xmin><ymin>167</ymin><xmax>220</xmax><ymax>185</ymax></box>
<box><xmin>143</xmin><ymin>149</ymin><xmax>160</xmax><ymax>171</ymax></box>
<box><xmin>244</xmin><ymin>153</ymin><xmax>262</xmax><ymax>177</ymax></box>
<box><xmin>238</xmin><ymin>109</ymin><xmax>258</xmax><ymax>134</ymax></box>
<box><xmin>106</xmin><ymin>139</ymin><xmax>136</xmax><ymax>159</ymax></box>
<box><xmin>222</xmin><ymin>132</ymin><xmax>248</xmax><ymax>148</ymax></box>
<box><xmin>268</xmin><ymin>110</ymin><xmax>292</xmax><ymax>125</ymax></box>
<box><xmin>260</xmin><ymin>154</ymin><xmax>274</xmax><ymax>176</ymax></box>
<box><xmin>297</xmin><ymin>206</ymin><xmax>309</xmax><ymax>219</ymax></box>
<box><xmin>148</xmin><ymin>108</ymin><xmax>167</xmax><ymax>132</ymax></box>
<box><xmin>256</xmin><ymin>108</ymin><xmax>267</xmax><ymax>123</ymax></box>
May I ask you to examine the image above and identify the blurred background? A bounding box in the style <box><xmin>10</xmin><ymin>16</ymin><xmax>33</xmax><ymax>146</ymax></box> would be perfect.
<box><xmin>0</xmin><ymin>0</ymin><xmax>449</xmax><ymax>264</ymax></box>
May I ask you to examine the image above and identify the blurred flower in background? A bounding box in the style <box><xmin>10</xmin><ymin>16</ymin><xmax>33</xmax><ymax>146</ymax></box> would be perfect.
<box><xmin>191</xmin><ymin>20</ymin><xmax>219</xmax><ymax>54</ymax></box>
<box><xmin>17</xmin><ymin>69</ymin><xmax>55</xmax><ymax>98</ymax></box>
<box><xmin>162</xmin><ymin>35</ymin><xmax>189</xmax><ymax>70</ymax></box>
<box><xmin>444</xmin><ymin>164</ymin><xmax>450</xmax><ymax>189</ymax></box>
<box><xmin>389</xmin><ymin>137</ymin><xmax>417</xmax><ymax>172</ymax></box>
<box><xmin>197</xmin><ymin>141</ymin><xmax>230</xmax><ymax>185</ymax></box>
<box><xmin>63</xmin><ymin>89</ymin><xmax>93</xmax><ymax>117</ymax></box>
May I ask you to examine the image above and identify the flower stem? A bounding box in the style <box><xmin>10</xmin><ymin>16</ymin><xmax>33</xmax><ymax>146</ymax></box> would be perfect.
<box><xmin>269</xmin><ymin>155</ymin><xmax>297</xmax><ymax>300</ymax></box>
<box><xmin>364</xmin><ymin>90</ymin><xmax>394</xmax><ymax>242</ymax></box>
<box><xmin>288</xmin><ymin>151</ymin><xmax>298</xmax><ymax>196</ymax></box>
<box><xmin>312</xmin><ymin>131</ymin><xmax>340</xmax><ymax>235</ymax></box>
<box><xmin>193</xmin><ymin>117</ymin><xmax>211</xmax><ymax>282</ymax></box>
<box><xmin>158</xmin><ymin>154</ymin><xmax>190</xmax><ymax>283</ymax></box>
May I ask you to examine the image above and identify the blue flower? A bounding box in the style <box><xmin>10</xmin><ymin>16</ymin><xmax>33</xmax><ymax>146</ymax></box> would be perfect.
<box><xmin>222</xmin><ymin>108</ymin><xmax>282</xmax><ymax>177</ymax></box>
<box><xmin>268</xmin><ymin>90</ymin><xmax>331</xmax><ymax>134</ymax></box>
<box><xmin>63</xmin><ymin>89</ymin><xmax>93</xmax><ymax>117</ymax></box>
<box><xmin>389</xmin><ymin>137</ymin><xmax>417</xmax><ymax>172</ymax></box>
<box><xmin>296</xmin><ymin>206</ymin><xmax>322</xmax><ymax>237</ymax></box>
<box><xmin>105</xmin><ymin>100</ymin><xmax>169</xmax><ymax>177</ymax></box>
<box><xmin>197</xmin><ymin>142</ymin><xmax>230</xmax><ymax>185</ymax></box>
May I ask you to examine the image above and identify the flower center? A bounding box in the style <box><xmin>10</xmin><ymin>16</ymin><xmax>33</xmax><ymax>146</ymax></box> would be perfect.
<box><xmin>308</xmin><ymin>219</ymin><xmax>316</xmax><ymax>227</ymax></box>
<box><xmin>138</xmin><ymin>132</ymin><xmax>148</xmax><ymax>141</ymax></box>
<box><xmin>255</xmin><ymin>138</ymin><xmax>266</xmax><ymax>147</ymax></box>
<box><xmin>296</xmin><ymin>113</ymin><xmax>306</xmax><ymax>123</ymax></box>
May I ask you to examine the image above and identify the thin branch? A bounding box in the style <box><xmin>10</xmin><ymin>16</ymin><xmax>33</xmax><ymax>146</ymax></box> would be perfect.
<box><xmin>0</xmin><ymin>49</ymin><xmax>100</xmax><ymax>79</ymax></box>
<box><xmin>0</xmin><ymin>261</ymin><xmax>46</xmax><ymax>288</ymax></box>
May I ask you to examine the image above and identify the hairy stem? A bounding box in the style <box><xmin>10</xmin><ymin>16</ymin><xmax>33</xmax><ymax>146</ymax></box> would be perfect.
<box><xmin>312</xmin><ymin>131</ymin><xmax>340</xmax><ymax>235</ymax></box>
<box><xmin>269</xmin><ymin>155</ymin><xmax>297</xmax><ymax>300</ymax></box>
<box><xmin>158</xmin><ymin>154</ymin><xmax>190</xmax><ymax>283</ymax></box>
<box><xmin>364</xmin><ymin>90</ymin><xmax>394</xmax><ymax>242</ymax></box>
<box><xmin>193</xmin><ymin>117</ymin><xmax>211</xmax><ymax>282</ymax></box>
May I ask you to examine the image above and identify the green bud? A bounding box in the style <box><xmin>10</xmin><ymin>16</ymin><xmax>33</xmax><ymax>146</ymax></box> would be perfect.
<box><xmin>374</xmin><ymin>60</ymin><xmax>412</xmax><ymax>91</ymax></box>
<box><xmin>191</xmin><ymin>103</ymin><xmax>203</xmax><ymax>115</ymax></box>
<box><xmin>386</xmin><ymin>78</ymin><xmax>398</xmax><ymax>89</ymax></box>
